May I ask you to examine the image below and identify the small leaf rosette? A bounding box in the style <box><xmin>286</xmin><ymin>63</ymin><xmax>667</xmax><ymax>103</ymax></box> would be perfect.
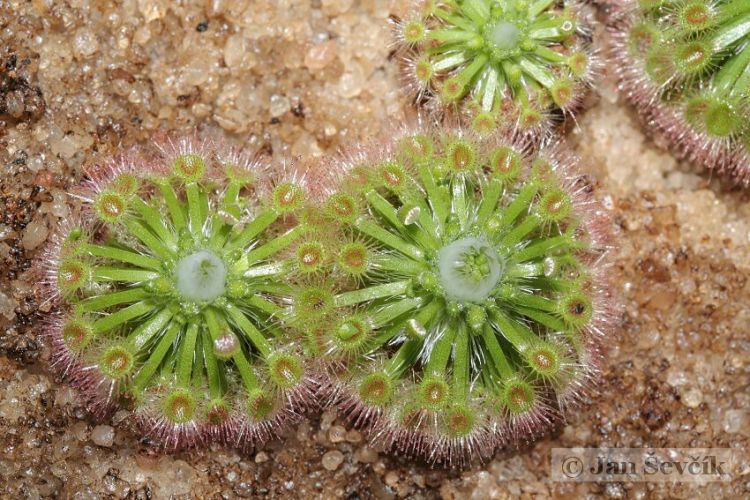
<box><xmin>317</xmin><ymin>128</ymin><xmax>615</xmax><ymax>465</ymax></box>
<box><xmin>41</xmin><ymin>138</ymin><xmax>318</xmax><ymax>450</ymax></box>
<box><xmin>610</xmin><ymin>0</ymin><xmax>750</xmax><ymax>183</ymax></box>
<box><xmin>396</xmin><ymin>0</ymin><xmax>596</xmax><ymax>136</ymax></box>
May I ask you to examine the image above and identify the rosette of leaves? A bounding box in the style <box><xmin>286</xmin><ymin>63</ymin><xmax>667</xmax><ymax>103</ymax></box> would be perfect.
<box><xmin>396</xmin><ymin>0</ymin><xmax>596</xmax><ymax>137</ymax></box>
<box><xmin>611</xmin><ymin>0</ymin><xmax>750</xmax><ymax>183</ymax></box>
<box><xmin>315</xmin><ymin>128</ymin><xmax>615</xmax><ymax>465</ymax></box>
<box><xmin>42</xmin><ymin>139</ymin><xmax>319</xmax><ymax>449</ymax></box>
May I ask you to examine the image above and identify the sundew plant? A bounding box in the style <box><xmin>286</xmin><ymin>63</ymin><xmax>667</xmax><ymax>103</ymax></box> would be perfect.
<box><xmin>42</xmin><ymin>139</ymin><xmax>319</xmax><ymax>449</ymax></box>
<box><xmin>611</xmin><ymin>0</ymin><xmax>750</xmax><ymax>183</ymax></box>
<box><xmin>316</xmin><ymin>127</ymin><xmax>614</xmax><ymax>465</ymax></box>
<box><xmin>396</xmin><ymin>0</ymin><xmax>596</xmax><ymax>136</ymax></box>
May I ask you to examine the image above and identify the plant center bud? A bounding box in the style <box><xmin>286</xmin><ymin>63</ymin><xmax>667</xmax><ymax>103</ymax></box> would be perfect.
<box><xmin>175</xmin><ymin>250</ymin><xmax>227</xmax><ymax>302</ymax></box>
<box><xmin>437</xmin><ymin>237</ymin><xmax>503</xmax><ymax>302</ymax></box>
<box><xmin>487</xmin><ymin>21</ymin><xmax>520</xmax><ymax>52</ymax></box>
